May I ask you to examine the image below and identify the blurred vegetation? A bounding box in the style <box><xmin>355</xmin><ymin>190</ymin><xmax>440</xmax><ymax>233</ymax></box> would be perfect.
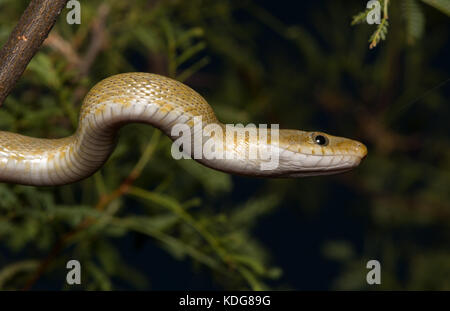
<box><xmin>352</xmin><ymin>0</ymin><xmax>450</xmax><ymax>49</ymax></box>
<box><xmin>0</xmin><ymin>0</ymin><xmax>449</xmax><ymax>290</ymax></box>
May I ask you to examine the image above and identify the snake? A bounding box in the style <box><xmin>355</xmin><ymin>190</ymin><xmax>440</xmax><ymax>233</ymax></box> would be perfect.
<box><xmin>0</xmin><ymin>72</ymin><xmax>367</xmax><ymax>186</ymax></box>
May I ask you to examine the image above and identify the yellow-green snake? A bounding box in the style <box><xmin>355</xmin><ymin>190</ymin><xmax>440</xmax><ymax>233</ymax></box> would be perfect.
<box><xmin>0</xmin><ymin>73</ymin><xmax>367</xmax><ymax>186</ymax></box>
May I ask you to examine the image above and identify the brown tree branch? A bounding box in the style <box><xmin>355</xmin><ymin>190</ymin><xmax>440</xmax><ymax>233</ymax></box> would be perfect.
<box><xmin>0</xmin><ymin>0</ymin><xmax>68</xmax><ymax>106</ymax></box>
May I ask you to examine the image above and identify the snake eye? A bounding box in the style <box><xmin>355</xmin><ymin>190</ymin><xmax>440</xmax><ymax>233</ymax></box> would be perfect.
<box><xmin>313</xmin><ymin>134</ymin><xmax>329</xmax><ymax>146</ymax></box>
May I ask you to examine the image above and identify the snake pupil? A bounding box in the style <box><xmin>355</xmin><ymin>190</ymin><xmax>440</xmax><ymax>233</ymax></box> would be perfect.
<box><xmin>314</xmin><ymin>135</ymin><xmax>328</xmax><ymax>146</ymax></box>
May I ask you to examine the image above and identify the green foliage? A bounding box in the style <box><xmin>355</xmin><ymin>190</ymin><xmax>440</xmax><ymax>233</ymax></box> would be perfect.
<box><xmin>0</xmin><ymin>0</ymin><xmax>283</xmax><ymax>290</ymax></box>
<box><xmin>352</xmin><ymin>0</ymin><xmax>449</xmax><ymax>48</ymax></box>
<box><xmin>0</xmin><ymin>0</ymin><xmax>448</xmax><ymax>290</ymax></box>
<box><xmin>369</xmin><ymin>19</ymin><xmax>389</xmax><ymax>49</ymax></box>
<box><xmin>351</xmin><ymin>0</ymin><xmax>390</xmax><ymax>49</ymax></box>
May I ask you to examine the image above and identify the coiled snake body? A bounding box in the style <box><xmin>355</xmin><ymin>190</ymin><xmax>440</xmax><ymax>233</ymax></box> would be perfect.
<box><xmin>0</xmin><ymin>73</ymin><xmax>367</xmax><ymax>186</ymax></box>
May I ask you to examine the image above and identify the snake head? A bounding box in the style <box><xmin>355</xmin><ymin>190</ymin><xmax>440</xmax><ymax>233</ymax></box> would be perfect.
<box><xmin>275</xmin><ymin>130</ymin><xmax>368</xmax><ymax>177</ymax></box>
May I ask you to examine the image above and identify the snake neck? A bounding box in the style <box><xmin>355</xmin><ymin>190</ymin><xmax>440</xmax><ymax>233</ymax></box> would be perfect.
<box><xmin>73</xmin><ymin>100</ymin><xmax>281</xmax><ymax>183</ymax></box>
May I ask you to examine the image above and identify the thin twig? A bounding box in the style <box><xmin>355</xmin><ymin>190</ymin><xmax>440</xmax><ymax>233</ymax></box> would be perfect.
<box><xmin>0</xmin><ymin>0</ymin><xmax>69</xmax><ymax>106</ymax></box>
<box><xmin>44</xmin><ymin>32</ymin><xmax>82</xmax><ymax>67</ymax></box>
<box><xmin>77</xmin><ymin>3</ymin><xmax>110</xmax><ymax>77</ymax></box>
<box><xmin>43</xmin><ymin>3</ymin><xmax>110</xmax><ymax>104</ymax></box>
<box><xmin>369</xmin><ymin>0</ymin><xmax>390</xmax><ymax>49</ymax></box>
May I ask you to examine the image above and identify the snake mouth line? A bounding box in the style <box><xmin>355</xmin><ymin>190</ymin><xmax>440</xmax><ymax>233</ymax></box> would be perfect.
<box><xmin>292</xmin><ymin>149</ymin><xmax>367</xmax><ymax>160</ymax></box>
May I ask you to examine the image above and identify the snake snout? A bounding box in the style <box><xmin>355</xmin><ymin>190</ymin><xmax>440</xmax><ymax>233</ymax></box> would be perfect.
<box><xmin>353</xmin><ymin>142</ymin><xmax>368</xmax><ymax>159</ymax></box>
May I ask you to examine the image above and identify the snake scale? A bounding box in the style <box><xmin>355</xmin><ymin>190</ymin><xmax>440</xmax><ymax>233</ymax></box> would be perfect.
<box><xmin>0</xmin><ymin>73</ymin><xmax>367</xmax><ymax>186</ymax></box>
